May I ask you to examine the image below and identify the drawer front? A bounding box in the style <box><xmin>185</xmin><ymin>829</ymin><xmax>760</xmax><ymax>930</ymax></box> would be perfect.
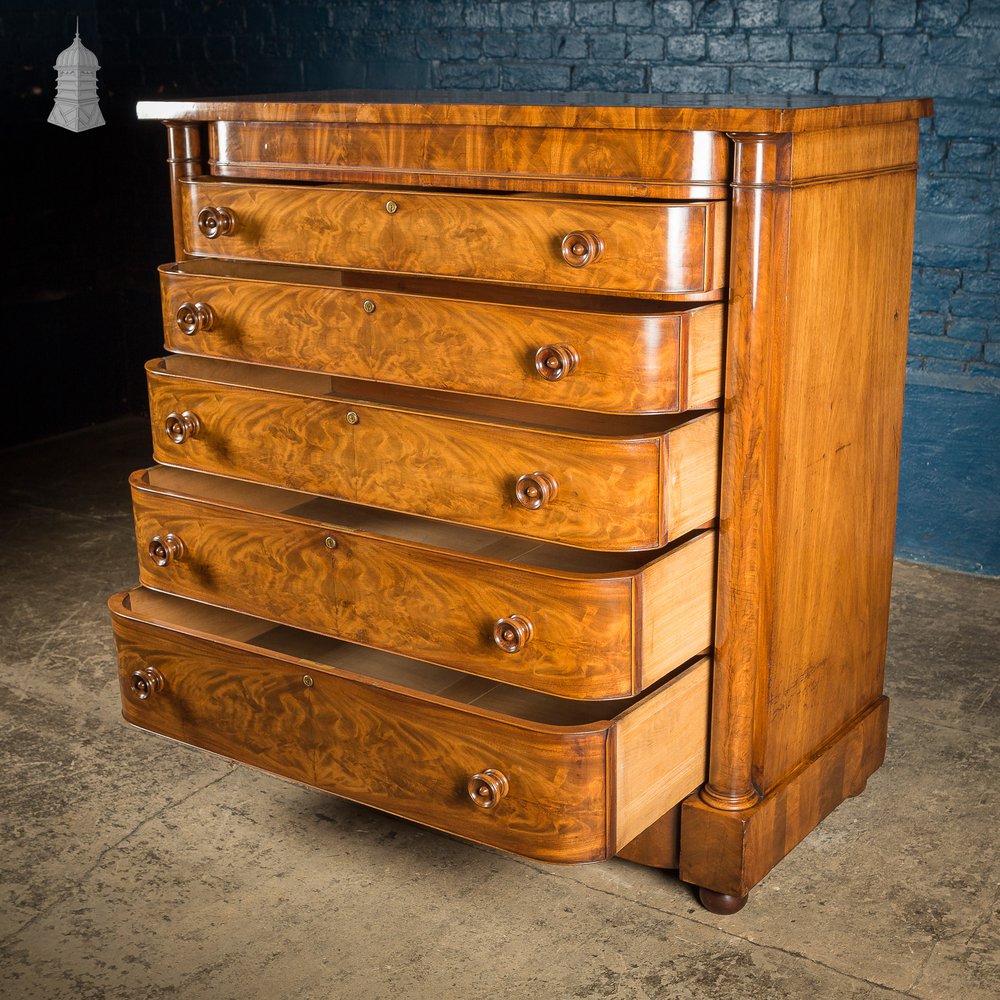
<box><xmin>111</xmin><ymin>598</ymin><xmax>611</xmax><ymax>863</ymax></box>
<box><xmin>161</xmin><ymin>263</ymin><xmax>724</xmax><ymax>414</ymax></box>
<box><xmin>146</xmin><ymin>363</ymin><xmax>719</xmax><ymax>550</ymax></box>
<box><xmin>133</xmin><ymin>474</ymin><xmax>716</xmax><ymax>699</ymax></box>
<box><xmin>210</xmin><ymin>120</ymin><xmax>731</xmax><ymax>200</ymax></box>
<box><xmin>180</xmin><ymin>179</ymin><xmax>728</xmax><ymax>298</ymax></box>
<box><xmin>111</xmin><ymin>588</ymin><xmax>711</xmax><ymax>863</ymax></box>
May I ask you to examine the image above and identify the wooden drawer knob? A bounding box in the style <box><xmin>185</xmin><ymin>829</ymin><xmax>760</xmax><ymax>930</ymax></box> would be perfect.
<box><xmin>163</xmin><ymin>410</ymin><xmax>200</xmax><ymax>444</ymax></box>
<box><xmin>197</xmin><ymin>205</ymin><xmax>236</xmax><ymax>239</ymax></box>
<box><xmin>560</xmin><ymin>230</ymin><xmax>603</xmax><ymax>267</ymax></box>
<box><xmin>535</xmin><ymin>344</ymin><xmax>579</xmax><ymax>382</ymax></box>
<box><xmin>515</xmin><ymin>472</ymin><xmax>557</xmax><ymax>510</ymax></box>
<box><xmin>130</xmin><ymin>666</ymin><xmax>164</xmax><ymax>701</ymax></box>
<box><xmin>493</xmin><ymin>614</ymin><xmax>533</xmax><ymax>653</ymax></box>
<box><xmin>467</xmin><ymin>769</ymin><xmax>509</xmax><ymax>810</ymax></box>
<box><xmin>148</xmin><ymin>533</ymin><xmax>184</xmax><ymax>567</ymax></box>
<box><xmin>175</xmin><ymin>301</ymin><xmax>214</xmax><ymax>336</ymax></box>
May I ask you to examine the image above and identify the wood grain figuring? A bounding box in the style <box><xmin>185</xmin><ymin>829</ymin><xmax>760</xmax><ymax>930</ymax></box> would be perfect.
<box><xmin>137</xmin><ymin>91</ymin><xmax>933</xmax><ymax>134</ymax></box>
<box><xmin>145</xmin><ymin>357</ymin><xmax>720</xmax><ymax>551</ymax></box>
<box><xmin>159</xmin><ymin>260</ymin><xmax>725</xmax><ymax>415</ymax></box>
<box><xmin>681</xmin><ymin>697</ymin><xmax>888</xmax><ymax>896</ymax></box>
<box><xmin>131</xmin><ymin>468</ymin><xmax>716</xmax><ymax>699</ymax></box>
<box><xmin>120</xmin><ymin>95</ymin><xmax>933</xmax><ymax>906</ymax></box>
<box><xmin>110</xmin><ymin>588</ymin><xmax>711</xmax><ymax>864</ymax></box>
<box><xmin>691</xmin><ymin>121</ymin><xmax>921</xmax><ymax>898</ymax></box>
<box><xmin>179</xmin><ymin>178</ymin><xmax>728</xmax><ymax>299</ymax></box>
<box><xmin>209</xmin><ymin>120</ymin><xmax>731</xmax><ymax>200</ymax></box>
<box><xmin>110</xmin><ymin>590</ymin><xmax>610</xmax><ymax>863</ymax></box>
<box><xmin>758</xmin><ymin>168</ymin><xmax>916</xmax><ymax>790</ymax></box>
<box><xmin>614</xmin><ymin>657</ymin><xmax>710</xmax><ymax>849</ymax></box>
<box><xmin>665</xmin><ymin>407</ymin><xmax>723</xmax><ymax>541</ymax></box>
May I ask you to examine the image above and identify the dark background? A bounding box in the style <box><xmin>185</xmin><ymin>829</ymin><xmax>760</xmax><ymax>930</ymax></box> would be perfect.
<box><xmin>2</xmin><ymin>0</ymin><xmax>997</xmax><ymax>571</ymax></box>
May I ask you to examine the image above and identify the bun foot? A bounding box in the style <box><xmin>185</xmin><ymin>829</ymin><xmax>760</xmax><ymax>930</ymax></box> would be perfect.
<box><xmin>698</xmin><ymin>887</ymin><xmax>749</xmax><ymax>914</ymax></box>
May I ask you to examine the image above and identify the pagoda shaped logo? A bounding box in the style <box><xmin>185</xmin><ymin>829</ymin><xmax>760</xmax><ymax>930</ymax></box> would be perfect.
<box><xmin>48</xmin><ymin>19</ymin><xmax>105</xmax><ymax>132</ymax></box>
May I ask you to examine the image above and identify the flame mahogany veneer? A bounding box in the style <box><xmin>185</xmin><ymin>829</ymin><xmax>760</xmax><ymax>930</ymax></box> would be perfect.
<box><xmin>112</xmin><ymin>91</ymin><xmax>931</xmax><ymax>914</ymax></box>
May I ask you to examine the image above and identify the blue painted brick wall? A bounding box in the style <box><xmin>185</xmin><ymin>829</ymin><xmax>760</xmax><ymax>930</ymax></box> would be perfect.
<box><xmin>306</xmin><ymin>0</ymin><xmax>999</xmax><ymax>393</ymax></box>
<box><xmin>303</xmin><ymin>0</ymin><xmax>999</xmax><ymax>573</ymax></box>
<box><xmin>6</xmin><ymin>0</ymin><xmax>997</xmax><ymax>570</ymax></box>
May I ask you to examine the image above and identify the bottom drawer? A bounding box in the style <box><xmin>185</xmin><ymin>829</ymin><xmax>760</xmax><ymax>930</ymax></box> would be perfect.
<box><xmin>110</xmin><ymin>588</ymin><xmax>710</xmax><ymax>864</ymax></box>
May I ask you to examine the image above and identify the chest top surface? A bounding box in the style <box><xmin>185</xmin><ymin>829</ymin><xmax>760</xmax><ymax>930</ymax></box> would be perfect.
<box><xmin>137</xmin><ymin>89</ymin><xmax>933</xmax><ymax>131</ymax></box>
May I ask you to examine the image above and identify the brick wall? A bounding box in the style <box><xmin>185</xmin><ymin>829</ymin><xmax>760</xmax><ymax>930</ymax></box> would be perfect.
<box><xmin>305</xmin><ymin>0</ymin><xmax>998</xmax><ymax>391</ymax></box>
<box><xmin>3</xmin><ymin>0</ymin><xmax>997</xmax><ymax>569</ymax></box>
<box><xmin>7</xmin><ymin>1</ymin><xmax>996</xmax><ymax>400</ymax></box>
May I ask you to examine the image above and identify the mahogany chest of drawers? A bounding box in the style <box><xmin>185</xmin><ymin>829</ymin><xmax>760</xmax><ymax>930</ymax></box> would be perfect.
<box><xmin>111</xmin><ymin>91</ymin><xmax>932</xmax><ymax>913</ymax></box>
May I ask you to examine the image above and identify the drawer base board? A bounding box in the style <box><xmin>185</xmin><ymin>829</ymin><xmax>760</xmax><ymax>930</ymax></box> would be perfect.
<box><xmin>679</xmin><ymin>696</ymin><xmax>889</xmax><ymax>899</ymax></box>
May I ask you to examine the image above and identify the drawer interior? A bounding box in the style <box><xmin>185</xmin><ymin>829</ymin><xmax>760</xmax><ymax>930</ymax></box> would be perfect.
<box><xmin>120</xmin><ymin>587</ymin><xmax>650</xmax><ymax>728</ymax></box>
<box><xmin>149</xmin><ymin>354</ymin><xmax>703</xmax><ymax>438</ymax></box>
<box><xmin>136</xmin><ymin>465</ymin><xmax>661</xmax><ymax>574</ymax></box>
<box><xmin>162</xmin><ymin>258</ymin><xmax>704</xmax><ymax>317</ymax></box>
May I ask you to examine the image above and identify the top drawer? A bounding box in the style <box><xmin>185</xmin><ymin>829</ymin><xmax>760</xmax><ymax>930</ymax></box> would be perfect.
<box><xmin>179</xmin><ymin>178</ymin><xmax>728</xmax><ymax>299</ymax></box>
<box><xmin>208</xmin><ymin>121</ymin><xmax>731</xmax><ymax>200</ymax></box>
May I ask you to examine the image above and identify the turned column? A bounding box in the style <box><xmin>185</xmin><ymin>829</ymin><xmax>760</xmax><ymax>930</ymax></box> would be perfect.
<box><xmin>164</xmin><ymin>121</ymin><xmax>204</xmax><ymax>260</ymax></box>
<box><xmin>700</xmin><ymin>132</ymin><xmax>792</xmax><ymax>813</ymax></box>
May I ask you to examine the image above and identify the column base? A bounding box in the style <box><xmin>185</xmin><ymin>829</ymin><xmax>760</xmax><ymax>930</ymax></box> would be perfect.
<box><xmin>680</xmin><ymin>696</ymin><xmax>888</xmax><ymax>899</ymax></box>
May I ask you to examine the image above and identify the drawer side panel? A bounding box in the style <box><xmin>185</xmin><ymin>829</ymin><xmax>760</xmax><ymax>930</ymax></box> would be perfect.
<box><xmin>614</xmin><ymin>657</ymin><xmax>711</xmax><ymax>850</ymax></box>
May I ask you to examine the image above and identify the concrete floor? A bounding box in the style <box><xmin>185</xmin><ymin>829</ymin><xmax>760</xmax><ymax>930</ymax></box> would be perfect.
<box><xmin>1</xmin><ymin>417</ymin><xmax>997</xmax><ymax>1000</ymax></box>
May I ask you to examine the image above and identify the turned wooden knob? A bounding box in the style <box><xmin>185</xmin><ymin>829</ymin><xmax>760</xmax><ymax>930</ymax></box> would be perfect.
<box><xmin>493</xmin><ymin>615</ymin><xmax>533</xmax><ymax>653</ymax></box>
<box><xmin>148</xmin><ymin>533</ymin><xmax>184</xmax><ymax>567</ymax></box>
<box><xmin>197</xmin><ymin>205</ymin><xmax>236</xmax><ymax>239</ymax></box>
<box><xmin>560</xmin><ymin>230</ymin><xmax>604</xmax><ymax>267</ymax></box>
<box><xmin>535</xmin><ymin>344</ymin><xmax>579</xmax><ymax>382</ymax></box>
<box><xmin>130</xmin><ymin>666</ymin><xmax>164</xmax><ymax>701</ymax></box>
<box><xmin>175</xmin><ymin>301</ymin><xmax>214</xmax><ymax>336</ymax></box>
<box><xmin>467</xmin><ymin>769</ymin><xmax>509</xmax><ymax>810</ymax></box>
<box><xmin>163</xmin><ymin>410</ymin><xmax>200</xmax><ymax>444</ymax></box>
<box><xmin>515</xmin><ymin>472</ymin><xmax>557</xmax><ymax>510</ymax></box>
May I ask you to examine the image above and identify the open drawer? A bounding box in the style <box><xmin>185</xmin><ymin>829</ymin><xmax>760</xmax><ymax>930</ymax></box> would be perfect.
<box><xmin>110</xmin><ymin>588</ymin><xmax>710</xmax><ymax>864</ymax></box>
<box><xmin>179</xmin><ymin>177</ymin><xmax>728</xmax><ymax>299</ymax></box>
<box><xmin>132</xmin><ymin>466</ymin><xmax>715</xmax><ymax>700</ymax></box>
<box><xmin>146</xmin><ymin>356</ymin><xmax>720</xmax><ymax>551</ymax></box>
<box><xmin>160</xmin><ymin>259</ymin><xmax>724</xmax><ymax>415</ymax></box>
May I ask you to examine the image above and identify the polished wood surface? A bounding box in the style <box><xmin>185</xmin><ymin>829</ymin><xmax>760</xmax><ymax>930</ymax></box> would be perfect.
<box><xmin>119</xmin><ymin>93</ymin><xmax>933</xmax><ymax>911</ymax></box>
<box><xmin>613</xmin><ymin>658</ymin><xmax>709</xmax><ymax>849</ymax></box>
<box><xmin>703</xmin><ymin>122</ymin><xmax>917</xmax><ymax>815</ymax></box>
<box><xmin>160</xmin><ymin>260</ymin><xmax>724</xmax><ymax>414</ymax></box>
<box><xmin>110</xmin><ymin>587</ymin><xmax>710</xmax><ymax>864</ymax></box>
<box><xmin>145</xmin><ymin>356</ymin><xmax>720</xmax><ymax>551</ymax></box>
<box><xmin>179</xmin><ymin>178</ymin><xmax>728</xmax><ymax>299</ymax></box>
<box><xmin>687</xmin><ymin>119</ymin><xmax>923</xmax><ymax>903</ymax></box>
<box><xmin>209</xmin><ymin>119</ymin><xmax>730</xmax><ymax>200</ymax></box>
<box><xmin>165</xmin><ymin>122</ymin><xmax>203</xmax><ymax>260</ymax></box>
<box><xmin>137</xmin><ymin>90</ymin><xmax>933</xmax><ymax>134</ymax></box>
<box><xmin>131</xmin><ymin>466</ymin><xmax>715</xmax><ymax>699</ymax></box>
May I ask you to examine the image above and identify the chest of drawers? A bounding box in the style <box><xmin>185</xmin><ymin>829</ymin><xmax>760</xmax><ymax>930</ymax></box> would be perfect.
<box><xmin>111</xmin><ymin>91</ymin><xmax>932</xmax><ymax>914</ymax></box>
